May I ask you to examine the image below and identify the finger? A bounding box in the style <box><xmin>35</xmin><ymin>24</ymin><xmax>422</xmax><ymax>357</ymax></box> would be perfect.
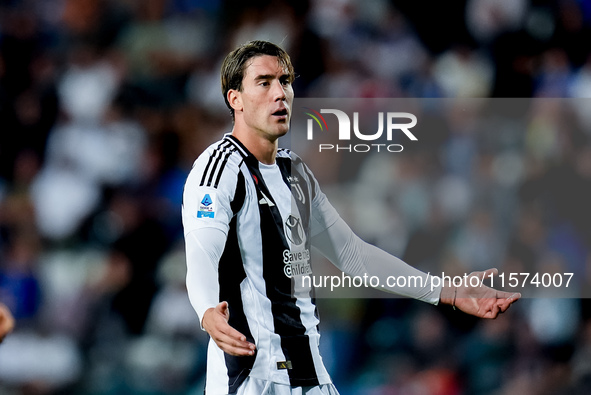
<box><xmin>498</xmin><ymin>292</ymin><xmax>521</xmax><ymax>312</ymax></box>
<box><xmin>220</xmin><ymin>323</ymin><xmax>251</xmax><ymax>344</ymax></box>
<box><xmin>215</xmin><ymin>339</ymin><xmax>255</xmax><ymax>356</ymax></box>
<box><xmin>213</xmin><ymin>327</ymin><xmax>253</xmax><ymax>347</ymax></box>
<box><xmin>494</xmin><ymin>290</ymin><xmax>514</xmax><ymax>299</ymax></box>
<box><xmin>221</xmin><ymin>344</ymin><xmax>256</xmax><ymax>356</ymax></box>
<box><xmin>216</xmin><ymin>332</ymin><xmax>256</xmax><ymax>354</ymax></box>
<box><xmin>213</xmin><ymin>332</ymin><xmax>256</xmax><ymax>356</ymax></box>
<box><xmin>505</xmin><ymin>292</ymin><xmax>521</xmax><ymax>303</ymax></box>
<box><xmin>214</xmin><ymin>319</ymin><xmax>256</xmax><ymax>349</ymax></box>
<box><xmin>495</xmin><ymin>290</ymin><xmax>521</xmax><ymax>303</ymax></box>
<box><xmin>484</xmin><ymin>301</ymin><xmax>501</xmax><ymax>319</ymax></box>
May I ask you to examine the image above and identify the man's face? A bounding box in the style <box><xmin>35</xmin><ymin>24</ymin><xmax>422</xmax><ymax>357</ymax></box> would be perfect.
<box><xmin>233</xmin><ymin>55</ymin><xmax>294</xmax><ymax>140</ymax></box>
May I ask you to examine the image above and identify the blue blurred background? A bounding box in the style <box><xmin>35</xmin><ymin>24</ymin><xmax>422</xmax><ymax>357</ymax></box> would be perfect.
<box><xmin>1</xmin><ymin>0</ymin><xmax>591</xmax><ymax>394</ymax></box>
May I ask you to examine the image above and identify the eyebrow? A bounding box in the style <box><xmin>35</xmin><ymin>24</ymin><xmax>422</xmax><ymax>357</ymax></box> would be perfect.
<box><xmin>254</xmin><ymin>73</ymin><xmax>291</xmax><ymax>81</ymax></box>
<box><xmin>254</xmin><ymin>74</ymin><xmax>275</xmax><ymax>81</ymax></box>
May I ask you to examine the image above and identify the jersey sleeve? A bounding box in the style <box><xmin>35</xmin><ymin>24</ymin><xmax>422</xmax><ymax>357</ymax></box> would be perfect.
<box><xmin>185</xmin><ymin>227</ymin><xmax>225</xmax><ymax>328</ymax></box>
<box><xmin>182</xmin><ymin>152</ymin><xmax>240</xmax><ymax>236</ymax></box>
<box><xmin>182</xmin><ymin>148</ymin><xmax>243</xmax><ymax>327</ymax></box>
<box><xmin>312</xmin><ymin>217</ymin><xmax>442</xmax><ymax>304</ymax></box>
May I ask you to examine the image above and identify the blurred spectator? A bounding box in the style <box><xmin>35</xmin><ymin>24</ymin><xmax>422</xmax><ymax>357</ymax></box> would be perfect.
<box><xmin>551</xmin><ymin>0</ymin><xmax>591</xmax><ymax>68</ymax></box>
<box><xmin>465</xmin><ymin>0</ymin><xmax>527</xmax><ymax>44</ymax></box>
<box><xmin>489</xmin><ymin>30</ymin><xmax>538</xmax><ymax>97</ymax></box>
<box><xmin>93</xmin><ymin>189</ymin><xmax>169</xmax><ymax>335</ymax></box>
<box><xmin>0</xmin><ymin>8</ymin><xmax>57</xmax><ymax>184</ymax></box>
<box><xmin>0</xmin><ymin>302</ymin><xmax>14</xmax><ymax>341</ymax></box>
<box><xmin>116</xmin><ymin>0</ymin><xmax>213</xmax><ymax>107</ymax></box>
<box><xmin>534</xmin><ymin>48</ymin><xmax>574</xmax><ymax>97</ymax></box>
<box><xmin>460</xmin><ymin>317</ymin><xmax>517</xmax><ymax>395</ymax></box>
<box><xmin>0</xmin><ymin>331</ymin><xmax>82</xmax><ymax>393</ymax></box>
<box><xmin>29</xmin><ymin>43</ymin><xmax>148</xmax><ymax>241</ymax></box>
<box><xmin>433</xmin><ymin>46</ymin><xmax>494</xmax><ymax>97</ymax></box>
<box><xmin>0</xmin><ymin>232</ymin><xmax>42</xmax><ymax>324</ymax></box>
<box><xmin>61</xmin><ymin>0</ymin><xmax>130</xmax><ymax>51</ymax></box>
<box><xmin>57</xmin><ymin>44</ymin><xmax>120</xmax><ymax>124</ymax></box>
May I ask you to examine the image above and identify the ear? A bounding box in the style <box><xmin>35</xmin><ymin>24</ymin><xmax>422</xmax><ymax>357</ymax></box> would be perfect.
<box><xmin>228</xmin><ymin>89</ymin><xmax>243</xmax><ymax>113</ymax></box>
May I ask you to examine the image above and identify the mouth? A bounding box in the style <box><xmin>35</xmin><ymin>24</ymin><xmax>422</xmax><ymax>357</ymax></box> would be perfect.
<box><xmin>272</xmin><ymin>108</ymin><xmax>289</xmax><ymax>119</ymax></box>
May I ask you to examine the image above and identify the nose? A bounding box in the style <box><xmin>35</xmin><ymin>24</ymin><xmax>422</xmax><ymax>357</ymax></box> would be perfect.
<box><xmin>272</xmin><ymin>80</ymin><xmax>286</xmax><ymax>101</ymax></box>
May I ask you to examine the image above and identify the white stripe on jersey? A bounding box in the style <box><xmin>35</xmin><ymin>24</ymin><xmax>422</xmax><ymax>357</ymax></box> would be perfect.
<box><xmin>205</xmin><ymin>338</ymin><xmax>229</xmax><ymax>393</ymax></box>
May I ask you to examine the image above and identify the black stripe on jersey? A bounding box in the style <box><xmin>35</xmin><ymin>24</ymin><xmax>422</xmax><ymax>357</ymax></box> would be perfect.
<box><xmin>244</xmin><ymin>155</ymin><xmax>320</xmax><ymax>386</ymax></box>
<box><xmin>225</xmin><ymin>134</ymin><xmax>249</xmax><ymax>158</ymax></box>
<box><xmin>301</xmin><ymin>162</ymin><xmax>317</xmax><ymax>201</ymax></box>
<box><xmin>276</xmin><ymin>156</ymin><xmax>291</xmax><ymax>188</ymax></box>
<box><xmin>200</xmin><ymin>134</ymin><xmax>250</xmax><ymax>189</ymax></box>
<box><xmin>200</xmin><ymin>140</ymin><xmax>231</xmax><ymax>187</ymax></box>
<box><xmin>230</xmin><ymin>170</ymin><xmax>246</xmax><ymax>215</ymax></box>
<box><xmin>218</xmin><ymin>173</ymin><xmax>254</xmax><ymax>393</ymax></box>
<box><xmin>208</xmin><ymin>145</ymin><xmax>235</xmax><ymax>188</ymax></box>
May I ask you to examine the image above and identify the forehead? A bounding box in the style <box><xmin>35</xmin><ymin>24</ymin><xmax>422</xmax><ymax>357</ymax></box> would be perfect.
<box><xmin>243</xmin><ymin>55</ymin><xmax>288</xmax><ymax>79</ymax></box>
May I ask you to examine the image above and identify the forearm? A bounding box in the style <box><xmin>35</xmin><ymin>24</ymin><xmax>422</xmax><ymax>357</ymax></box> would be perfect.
<box><xmin>312</xmin><ymin>218</ymin><xmax>442</xmax><ymax>304</ymax></box>
<box><xmin>185</xmin><ymin>228</ymin><xmax>225</xmax><ymax>327</ymax></box>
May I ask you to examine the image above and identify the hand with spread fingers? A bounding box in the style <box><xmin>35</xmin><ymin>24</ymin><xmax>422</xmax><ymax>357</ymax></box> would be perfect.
<box><xmin>0</xmin><ymin>303</ymin><xmax>15</xmax><ymax>342</ymax></box>
<box><xmin>440</xmin><ymin>268</ymin><xmax>521</xmax><ymax>319</ymax></box>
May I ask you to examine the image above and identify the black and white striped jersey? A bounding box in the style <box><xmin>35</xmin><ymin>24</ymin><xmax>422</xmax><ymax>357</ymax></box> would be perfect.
<box><xmin>182</xmin><ymin>134</ymin><xmax>340</xmax><ymax>393</ymax></box>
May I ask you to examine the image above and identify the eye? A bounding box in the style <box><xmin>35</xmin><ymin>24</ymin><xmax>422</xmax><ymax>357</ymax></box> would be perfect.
<box><xmin>259</xmin><ymin>81</ymin><xmax>270</xmax><ymax>87</ymax></box>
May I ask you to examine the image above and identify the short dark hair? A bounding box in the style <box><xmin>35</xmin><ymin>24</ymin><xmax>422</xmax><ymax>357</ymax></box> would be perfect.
<box><xmin>221</xmin><ymin>40</ymin><xmax>295</xmax><ymax>119</ymax></box>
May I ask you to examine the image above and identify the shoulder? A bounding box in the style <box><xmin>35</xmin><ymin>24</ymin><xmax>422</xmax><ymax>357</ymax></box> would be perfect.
<box><xmin>183</xmin><ymin>137</ymin><xmax>249</xmax><ymax>226</ymax></box>
<box><xmin>277</xmin><ymin>147</ymin><xmax>306</xmax><ymax>166</ymax></box>
<box><xmin>277</xmin><ymin>148</ymin><xmax>316</xmax><ymax>179</ymax></box>
<box><xmin>187</xmin><ymin>136</ymin><xmax>248</xmax><ymax>191</ymax></box>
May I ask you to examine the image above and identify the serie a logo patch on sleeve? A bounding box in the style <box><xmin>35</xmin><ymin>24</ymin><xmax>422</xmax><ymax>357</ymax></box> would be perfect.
<box><xmin>197</xmin><ymin>192</ymin><xmax>216</xmax><ymax>218</ymax></box>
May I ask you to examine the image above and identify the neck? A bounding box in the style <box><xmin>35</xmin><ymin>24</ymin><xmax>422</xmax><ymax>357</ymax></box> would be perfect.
<box><xmin>231</xmin><ymin>126</ymin><xmax>278</xmax><ymax>165</ymax></box>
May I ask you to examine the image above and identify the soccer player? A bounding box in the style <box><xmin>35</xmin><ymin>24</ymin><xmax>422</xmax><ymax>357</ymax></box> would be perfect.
<box><xmin>0</xmin><ymin>303</ymin><xmax>15</xmax><ymax>342</ymax></box>
<box><xmin>182</xmin><ymin>40</ymin><xmax>520</xmax><ymax>395</ymax></box>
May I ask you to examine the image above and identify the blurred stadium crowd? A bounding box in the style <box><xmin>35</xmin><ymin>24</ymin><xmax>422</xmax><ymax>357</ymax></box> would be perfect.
<box><xmin>1</xmin><ymin>0</ymin><xmax>591</xmax><ymax>394</ymax></box>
